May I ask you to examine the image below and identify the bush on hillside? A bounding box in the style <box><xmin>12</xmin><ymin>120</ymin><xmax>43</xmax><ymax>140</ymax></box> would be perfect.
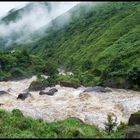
<box><xmin>43</xmin><ymin>62</ymin><xmax>58</xmax><ymax>76</ymax></box>
<box><xmin>104</xmin><ymin>114</ymin><xmax>118</xmax><ymax>135</ymax></box>
<box><xmin>127</xmin><ymin>65</ymin><xmax>140</xmax><ymax>86</ymax></box>
<box><xmin>10</xmin><ymin>68</ymin><xmax>26</xmax><ymax>77</ymax></box>
<box><xmin>82</xmin><ymin>60</ymin><xmax>93</xmax><ymax>71</ymax></box>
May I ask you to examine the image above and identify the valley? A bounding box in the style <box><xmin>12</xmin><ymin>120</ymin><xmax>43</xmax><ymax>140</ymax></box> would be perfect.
<box><xmin>0</xmin><ymin>1</ymin><xmax>140</xmax><ymax>138</ymax></box>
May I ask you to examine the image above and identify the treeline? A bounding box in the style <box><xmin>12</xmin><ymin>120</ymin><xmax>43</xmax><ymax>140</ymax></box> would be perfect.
<box><xmin>0</xmin><ymin>49</ymin><xmax>58</xmax><ymax>81</ymax></box>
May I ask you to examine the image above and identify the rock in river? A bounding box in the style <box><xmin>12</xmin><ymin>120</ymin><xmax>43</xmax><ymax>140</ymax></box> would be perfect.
<box><xmin>17</xmin><ymin>92</ymin><xmax>32</xmax><ymax>100</ymax></box>
<box><xmin>59</xmin><ymin>81</ymin><xmax>80</xmax><ymax>89</ymax></box>
<box><xmin>83</xmin><ymin>86</ymin><xmax>112</xmax><ymax>93</ymax></box>
<box><xmin>39</xmin><ymin>88</ymin><xmax>58</xmax><ymax>96</ymax></box>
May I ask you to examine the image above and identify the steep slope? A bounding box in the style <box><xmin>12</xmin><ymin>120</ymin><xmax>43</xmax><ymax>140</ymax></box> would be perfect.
<box><xmin>0</xmin><ymin>2</ymin><xmax>50</xmax><ymax>24</ymax></box>
<box><xmin>0</xmin><ymin>2</ymin><xmax>76</xmax><ymax>48</ymax></box>
<box><xmin>27</xmin><ymin>2</ymin><xmax>140</xmax><ymax>87</ymax></box>
<box><xmin>0</xmin><ymin>2</ymin><xmax>51</xmax><ymax>48</ymax></box>
<box><xmin>0</xmin><ymin>2</ymin><xmax>140</xmax><ymax>88</ymax></box>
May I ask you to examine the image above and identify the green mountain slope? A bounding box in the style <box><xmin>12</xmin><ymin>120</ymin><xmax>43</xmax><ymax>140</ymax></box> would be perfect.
<box><xmin>0</xmin><ymin>2</ymin><xmax>52</xmax><ymax>48</ymax></box>
<box><xmin>0</xmin><ymin>2</ymin><xmax>140</xmax><ymax>89</ymax></box>
<box><xmin>27</xmin><ymin>2</ymin><xmax>140</xmax><ymax>88</ymax></box>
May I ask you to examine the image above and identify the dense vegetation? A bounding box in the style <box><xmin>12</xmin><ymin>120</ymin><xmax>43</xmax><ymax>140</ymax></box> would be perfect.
<box><xmin>0</xmin><ymin>2</ymin><xmax>139</xmax><ymax>138</ymax></box>
<box><xmin>0</xmin><ymin>2</ymin><xmax>140</xmax><ymax>89</ymax></box>
<box><xmin>0</xmin><ymin>109</ymin><xmax>127</xmax><ymax>138</ymax></box>
<box><xmin>0</xmin><ymin>48</ymin><xmax>58</xmax><ymax>81</ymax></box>
<box><xmin>26</xmin><ymin>2</ymin><xmax>140</xmax><ymax>89</ymax></box>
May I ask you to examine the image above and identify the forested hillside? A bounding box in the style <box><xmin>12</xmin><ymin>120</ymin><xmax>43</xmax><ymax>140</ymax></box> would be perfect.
<box><xmin>27</xmin><ymin>2</ymin><xmax>140</xmax><ymax>88</ymax></box>
<box><xmin>0</xmin><ymin>2</ymin><xmax>140</xmax><ymax>139</ymax></box>
<box><xmin>0</xmin><ymin>2</ymin><xmax>140</xmax><ymax>89</ymax></box>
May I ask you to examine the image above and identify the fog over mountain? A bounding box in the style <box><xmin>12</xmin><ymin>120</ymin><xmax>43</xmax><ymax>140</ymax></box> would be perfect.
<box><xmin>0</xmin><ymin>2</ymin><xmax>140</xmax><ymax>138</ymax></box>
<box><xmin>0</xmin><ymin>2</ymin><xmax>80</xmax><ymax>47</ymax></box>
<box><xmin>0</xmin><ymin>2</ymin><xmax>29</xmax><ymax>18</ymax></box>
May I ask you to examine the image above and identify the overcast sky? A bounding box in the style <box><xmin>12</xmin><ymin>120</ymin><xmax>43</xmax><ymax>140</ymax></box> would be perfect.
<box><xmin>0</xmin><ymin>1</ymin><xmax>81</xmax><ymax>41</ymax></box>
<box><xmin>0</xmin><ymin>2</ymin><xmax>30</xmax><ymax>18</ymax></box>
<box><xmin>0</xmin><ymin>2</ymin><xmax>81</xmax><ymax>18</ymax></box>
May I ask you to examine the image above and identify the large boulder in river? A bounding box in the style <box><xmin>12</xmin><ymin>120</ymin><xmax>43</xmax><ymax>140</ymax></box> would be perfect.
<box><xmin>59</xmin><ymin>81</ymin><xmax>80</xmax><ymax>89</ymax></box>
<box><xmin>47</xmin><ymin>88</ymin><xmax>58</xmax><ymax>95</ymax></box>
<box><xmin>126</xmin><ymin>110</ymin><xmax>140</xmax><ymax>138</ymax></box>
<box><xmin>29</xmin><ymin>80</ymin><xmax>56</xmax><ymax>91</ymax></box>
<box><xmin>28</xmin><ymin>80</ymin><xmax>47</xmax><ymax>91</ymax></box>
<box><xmin>17</xmin><ymin>92</ymin><xmax>32</xmax><ymax>100</ymax></box>
<box><xmin>39</xmin><ymin>88</ymin><xmax>58</xmax><ymax>96</ymax></box>
<box><xmin>39</xmin><ymin>91</ymin><xmax>46</xmax><ymax>95</ymax></box>
<box><xmin>83</xmin><ymin>86</ymin><xmax>112</xmax><ymax>93</ymax></box>
<box><xmin>128</xmin><ymin>111</ymin><xmax>140</xmax><ymax>126</ymax></box>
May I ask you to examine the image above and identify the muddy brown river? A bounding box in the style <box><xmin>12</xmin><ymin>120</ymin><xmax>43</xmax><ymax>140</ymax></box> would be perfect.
<box><xmin>0</xmin><ymin>76</ymin><xmax>140</xmax><ymax>129</ymax></box>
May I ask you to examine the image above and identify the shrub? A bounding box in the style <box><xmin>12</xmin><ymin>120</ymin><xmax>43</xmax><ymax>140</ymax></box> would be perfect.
<box><xmin>82</xmin><ymin>60</ymin><xmax>92</xmax><ymax>71</ymax></box>
<box><xmin>0</xmin><ymin>70</ymin><xmax>11</xmax><ymax>81</ymax></box>
<box><xmin>127</xmin><ymin>65</ymin><xmax>140</xmax><ymax>86</ymax></box>
<box><xmin>10</xmin><ymin>68</ymin><xmax>26</xmax><ymax>77</ymax></box>
<box><xmin>47</xmin><ymin>75</ymin><xmax>58</xmax><ymax>85</ymax></box>
<box><xmin>43</xmin><ymin>62</ymin><xmax>58</xmax><ymax>76</ymax></box>
<box><xmin>12</xmin><ymin>109</ymin><xmax>24</xmax><ymax>118</ymax></box>
<box><xmin>132</xmin><ymin>85</ymin><xmax>140</xmax><ymax>91</ymax></box>
<box><xmin>104</xmin><ymin>114</ymin><xmax>118</xmax><ymax>135</ymax></box>
<box><xmin>116</xmin><ymin>122</ymin><xmax>127</xmax><ymax>132</ymax></box>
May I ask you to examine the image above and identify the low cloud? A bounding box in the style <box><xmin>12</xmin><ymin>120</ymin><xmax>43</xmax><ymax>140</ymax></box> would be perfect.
<box><xmin>0</xmin><ymin>2</ymin><xmax>80</xmax><ymax>46</ymax></box>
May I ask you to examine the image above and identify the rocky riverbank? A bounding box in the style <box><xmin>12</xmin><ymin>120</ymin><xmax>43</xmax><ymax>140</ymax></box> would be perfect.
<box><xmin>0</xmin><ymin>76</ymin><xmax>140</xmax><ymax>129</ymax></box>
